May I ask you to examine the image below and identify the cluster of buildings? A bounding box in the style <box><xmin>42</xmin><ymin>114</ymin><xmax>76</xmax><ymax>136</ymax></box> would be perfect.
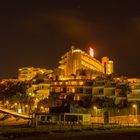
<box><xmin>18</xmin><ymin>46</ymin><xmax>113</xmax><ymax>81</ymax></box>
<box><xmin>1</xmin><ymin>46</ymin><xmax>140</xmax><ymax>106</ymax></box>
<box><xmin>1</xmin><ymin>46</ymin><xmax>140</xmax><ymax>124</ymax></box>
<box><xmin>17</xmin><ymin>46</ymin><xmax>114</xmax><ymax>100</ymax></box>
<box><xmin>15</xmin><ymin>46</ymin><xmax>140</xmax><ymax>105</ymax></box>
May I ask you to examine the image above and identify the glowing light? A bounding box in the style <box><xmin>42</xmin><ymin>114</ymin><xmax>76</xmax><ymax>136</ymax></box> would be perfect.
<box><xmin>73</xmin><ymin>49</ymin><xmax>81</xmax><ymax>52</ymax></box>
<box><xmin>6</xmin><ymin>100</ymin><xmax>9</xmax><ymax>104</ymax></box>
<box><xmin>132</xmin><ymin>104</ymin><xmax>137</xmax><ymax>108</ymax></box>
<box><xmin>93</xmin><ymin>106</ymin><xmax>97</xmax><ymax>110</ymax></box>
<box><xmin>18</xmin><ymin>109</ymin><xmax>22</xmax><ymax>113</ymax></box>
<box><xmin>35</xmin><ymin>98</ymin><xmax>39</xmax><ymax>102</ymax></box>
<box><xmin>93</xmin><ymin>106</ymin><xmax>98</xmax><ymax>123</ymax></box>
<box><xmin>40</xmin><ymin>106</ymin><xmax>44</xmax><ymax>109</ymax></box>
<box><xmin>132</xmin><ymin>104</ymin><xmax>138</xmax><ymax>123</ymax></box>
<box><xmin>89</xmin><ymin>47</ymin><xmax>94</xmax><ymax>57</ymax></box>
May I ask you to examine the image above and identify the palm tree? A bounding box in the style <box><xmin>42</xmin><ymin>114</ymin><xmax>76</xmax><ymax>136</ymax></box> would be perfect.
<box><xmin>0</xmin><ymin>80</ymin><xmax>33</xmax><ymax>114</ymax></box>
<box><xmin>11</xmin><ymin>92</ymin><xmax>34</xmax><ymax>114</ymax></box>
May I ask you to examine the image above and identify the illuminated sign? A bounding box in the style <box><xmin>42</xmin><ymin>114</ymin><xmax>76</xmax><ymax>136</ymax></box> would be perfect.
<box><xmin>89</xmin><ymin>47</ymin><xmax>94</xmax><ymax>57</ymax></box>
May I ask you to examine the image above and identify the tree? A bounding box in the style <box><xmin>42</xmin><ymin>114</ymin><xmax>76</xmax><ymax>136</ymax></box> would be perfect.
<box><xmin>0</xmin><ymin>80</ymin><xmax>33</xmax><ymax>114</ymax></box>
<box><xmin>48</xmin><ymin>92</ymin><xmax>61</xmax><ymax>107</ymax></box>
<box><xmin>65</xmin><ymin>94</ymin><xmax>74</xmax><ymax>105</ymax></box>
<box><xmin>37</xmin><ymin>98</ymin><xmax>49</xmax><ymax>112</ymax></box>
<box><xmin>92</xmin><ymin>97</ymin><xmax>116</xmax><ymax>109</ymax></box>
<box><xmin>80</xmin><ymin>95</ymin><xmax>92</xmax><ymax>108</ymax></box>
<box><xmin>11</xmin><ymin>92</ymin><xmax>34</xmax><ymax>114</ymax></box>
<box><xmin>115</xmin><ymin>84</ymin><xmax>131</xmax><ymax>108</ymax></box>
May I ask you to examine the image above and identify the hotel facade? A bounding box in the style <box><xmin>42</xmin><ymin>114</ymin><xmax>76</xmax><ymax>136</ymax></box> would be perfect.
<box><xmin>58</xmin><ymin>46</ymin><xmax>113</xmax><ymax>78</ymax></box>
<box><xmin>18</xmin><ymin>67</ymin><xmax>53</xmax><ymax>81</ymax></box>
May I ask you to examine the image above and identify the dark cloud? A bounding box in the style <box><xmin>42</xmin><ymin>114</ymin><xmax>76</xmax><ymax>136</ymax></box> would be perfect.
<box><xmin>45</xmin><ymin>10</ymin><xmax>93</xmax><ymax>41</ymax></box>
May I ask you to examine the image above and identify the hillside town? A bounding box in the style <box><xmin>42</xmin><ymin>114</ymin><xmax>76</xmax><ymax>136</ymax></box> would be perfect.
<box><xmin>0</xmin><ymin>46</ymin><xmax>140</xmax><ymax>126</ymax></box>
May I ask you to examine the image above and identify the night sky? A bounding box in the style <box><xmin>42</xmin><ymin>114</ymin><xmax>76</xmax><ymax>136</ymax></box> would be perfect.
<box><xmin>0</xmin><ymin>0</ymin><xmax>140</xmax><ymax>78</ymax></box>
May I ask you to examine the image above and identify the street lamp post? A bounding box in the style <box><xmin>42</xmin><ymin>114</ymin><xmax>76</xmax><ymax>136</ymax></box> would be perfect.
<box><xmin>93</xmin><ymin>106</ymin><xmax>98</xmax><ymax>123</ymax></box>
<box><xmin>132</xmin><ymin>104</ymin><xmax>138</xmax><ymax>123</ymax></box>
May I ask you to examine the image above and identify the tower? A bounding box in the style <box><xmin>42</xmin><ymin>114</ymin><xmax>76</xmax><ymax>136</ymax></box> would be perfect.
<box><xmin>102</xmin><ymin>57</ymin><xmax>113</xmax><ymax>75</ymax></box>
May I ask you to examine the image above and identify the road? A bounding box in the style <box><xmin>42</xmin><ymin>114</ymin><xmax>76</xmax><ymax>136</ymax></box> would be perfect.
<box><xmin>1</xmin><ymin>128</ymin><xmax>140</xmax><ymax>140</ymax></box>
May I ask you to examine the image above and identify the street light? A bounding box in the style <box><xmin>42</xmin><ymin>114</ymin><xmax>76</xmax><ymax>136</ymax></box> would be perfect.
<box><xmin>93</xmin><ymin>106</ymin><xmax>98</xmax><ymax>123</ymax></box>
<box><xmin>40</xmin><ymin>106</ymin><xmax>44</xmax><ymax>112</ymax></box>
<box><xmin>6</xmin><ymin>100</ymin><xmax>9</xmax><ymax>104</ymax></box>
<box><xmin>132</xmin><ymin>104</ymin><xmax>138</xmax><ymax>123</ymax></box>
<box><xmin>5</xmin><ymin>100</ymin><xmax>9</xmax><ymax>109</ymax></box>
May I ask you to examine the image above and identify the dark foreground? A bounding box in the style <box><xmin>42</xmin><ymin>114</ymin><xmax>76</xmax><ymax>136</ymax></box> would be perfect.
<box><xmin>19</xmin><ymin>129</ymin><xmax>140</xmax><ymax>140</ymax></box>
<box><xmin>1</xmin><ymin>127</ymin><xmax>140</xmax><ymax>140</ymax></box>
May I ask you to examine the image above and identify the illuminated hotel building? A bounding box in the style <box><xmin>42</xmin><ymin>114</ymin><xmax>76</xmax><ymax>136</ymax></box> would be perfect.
<box><xmin>18</xmin><ymin>67</ymin><xmax>53</xmax><ymax>81</ymax></box>
<box><xmin>102</xmin><ymin>57</ymin><xmax>114</xmax><ymax>75</ymax></box>
<box><xmin>59</xmin><ymin>46</ymin><xmax>113</xmax><ymax>77</ymax></box>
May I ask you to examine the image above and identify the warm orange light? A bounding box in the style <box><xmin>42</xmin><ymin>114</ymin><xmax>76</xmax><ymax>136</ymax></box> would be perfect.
<box><xmin>40</xmin><ymin>106</ymin><xmax>44</xmax><ymax>109</ymax></box>
<box><xmin>132</xmin><ymin>104</ymin><xmax>137</xmax><ymax>108</ymax></box>
<box><xmin>93</xmin><ymin>106</ymin><xmax>97</xmax><ymax>110</ymax></box>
